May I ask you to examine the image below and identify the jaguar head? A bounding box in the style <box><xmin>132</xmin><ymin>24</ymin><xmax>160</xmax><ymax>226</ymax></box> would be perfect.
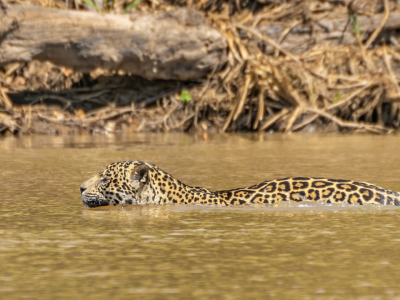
<box><xmin>80</xmin><ymin>161</ymin><xmax>153</xmax><ymax>208</ymax></box>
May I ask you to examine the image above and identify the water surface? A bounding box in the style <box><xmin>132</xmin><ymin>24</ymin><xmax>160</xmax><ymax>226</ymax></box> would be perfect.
<box><xmin>1</xmin><ymin>133</ymin><xmax>400</xmax><ymax>299</ymax></box>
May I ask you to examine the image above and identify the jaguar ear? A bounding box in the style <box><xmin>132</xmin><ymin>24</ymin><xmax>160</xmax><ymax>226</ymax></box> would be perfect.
<box><xmin>130</xmin><ymin>164</ymin><xmax>149</xmax><ymax>188</ymax></box>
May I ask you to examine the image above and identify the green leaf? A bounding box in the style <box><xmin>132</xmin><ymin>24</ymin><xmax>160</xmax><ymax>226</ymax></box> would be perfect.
<box><xmin>124</xmin><ymin>0</ymin><xmax>141</xmax><ymax>12</ymax></box>
<box><xmin>350</xmin><ymin>14</ymin><xmax>360</xmax><ymax>38</ymax></box>
<box><xmin>83</xmin><ymin>0</ymin><xmax>100</xmax><ymax>11</ymax></box>
<box><xmin>180</xmin><ymin>90</ymin><xmax>192</xmax><ymax>102</ymax></box>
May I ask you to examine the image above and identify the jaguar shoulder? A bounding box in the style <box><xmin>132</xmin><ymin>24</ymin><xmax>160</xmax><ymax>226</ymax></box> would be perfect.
<box><xmin>80</xmin><ymin>160</ymin><xmax>400</xmax><ymax>207</ymax></box>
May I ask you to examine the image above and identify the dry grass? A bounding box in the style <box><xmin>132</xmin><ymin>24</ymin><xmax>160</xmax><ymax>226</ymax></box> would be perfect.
<box><xmin>1</xmin><ymin>0</ymin><xmax>400</xmax><ymax>135</ymax></box>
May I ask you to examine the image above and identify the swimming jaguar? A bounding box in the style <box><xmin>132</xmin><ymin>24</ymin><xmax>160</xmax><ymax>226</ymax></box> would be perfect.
<box><xmin>80</xmin><ymin>160</ymin><xmax>400</xmax><ymax>208</ymax></box>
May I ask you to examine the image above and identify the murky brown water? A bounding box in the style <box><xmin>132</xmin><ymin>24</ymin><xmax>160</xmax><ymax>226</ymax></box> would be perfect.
<box><xmin>1</xmin><ymin>133</ymin><xmax>400</xmax><ymax>299</ymax></box>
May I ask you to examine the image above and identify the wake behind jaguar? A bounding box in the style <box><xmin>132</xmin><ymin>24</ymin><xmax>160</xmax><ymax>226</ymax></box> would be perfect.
<box><xmin>80</xmin><ymin>160</ymin><xmax>400</xmax><ymax>208</ymax></box>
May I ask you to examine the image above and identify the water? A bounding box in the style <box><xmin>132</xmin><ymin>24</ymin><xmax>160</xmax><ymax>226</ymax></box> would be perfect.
<box><xmin>1</xmin><ymin>133</ymin><xmax>400</xmax><ymax>299</ymax></box>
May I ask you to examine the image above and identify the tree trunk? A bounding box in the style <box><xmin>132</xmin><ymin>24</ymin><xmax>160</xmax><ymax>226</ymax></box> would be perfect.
<box><xmin>0</xmin><ymin>3</ymin><xmax>226</xmax><ymax>80</ymax></box>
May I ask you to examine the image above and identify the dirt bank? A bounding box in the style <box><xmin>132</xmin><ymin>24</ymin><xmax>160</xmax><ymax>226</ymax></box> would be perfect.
<box><xmin>1</xmin><ymin>0</ymin><xmax>400</xmax><ymax>135</ymax></box>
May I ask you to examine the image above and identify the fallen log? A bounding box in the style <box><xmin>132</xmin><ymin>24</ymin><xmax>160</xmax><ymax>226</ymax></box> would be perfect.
<box><xmin>0</xmin><ymin>2</ymin><xmax>226</xmax><ymax>80</ymax></box>
<box><xmin>250</xmin><ymin>12</ymin><xmax>400</xmax><ymax>54</ymax></box>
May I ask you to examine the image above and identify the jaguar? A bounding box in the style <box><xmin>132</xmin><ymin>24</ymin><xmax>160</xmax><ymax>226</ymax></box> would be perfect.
<box><xmin>80</xmin><ymin>160</ymin><xmax>400</xmax><ymax>207</ymax></box>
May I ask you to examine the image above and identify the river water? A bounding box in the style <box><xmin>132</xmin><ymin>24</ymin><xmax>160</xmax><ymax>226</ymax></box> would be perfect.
<box><xmin>1</xmin><ymin>133</ymin><xmax>400</xmax><ymax>299</ymax></box>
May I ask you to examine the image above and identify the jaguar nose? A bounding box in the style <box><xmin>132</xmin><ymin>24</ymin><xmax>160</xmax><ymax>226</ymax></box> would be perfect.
<box><xmin>80</xmin><ymin>187</ymin><xmax>86</xmax><ymax>195</ymax></box>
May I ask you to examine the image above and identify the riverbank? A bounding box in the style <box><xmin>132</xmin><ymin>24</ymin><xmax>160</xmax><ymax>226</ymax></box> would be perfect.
<box><xmin>1</xmin><ymin>0</ymin><xmax>400</xmax><ymax>135</ymax></box>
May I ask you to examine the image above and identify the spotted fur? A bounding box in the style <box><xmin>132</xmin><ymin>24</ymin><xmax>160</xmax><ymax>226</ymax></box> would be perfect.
<box><xmin>80</xmin><ymin>161</ymin><xmax>400</xmax><ymax>208</ymax></box>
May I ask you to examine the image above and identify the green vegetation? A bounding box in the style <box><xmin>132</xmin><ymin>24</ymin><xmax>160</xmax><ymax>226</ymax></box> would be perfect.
<box><xmin>82</xmin><ymin>0</ymin><xmax>100</xmax><ymax>11</ymax></box>
<box><xmin>124</xmin><ymin>0</ymin><xmax>141</xmax><ymax>12</ymax></box>
<box><xmin>350</xmin><ymin>14</ymin><xmax>361</xmax><ymax>39</ymax></box>
<box><xmin>180</xmin><ymin>90</ymin><xmax>192</xmax><ymax>102</ymax></box>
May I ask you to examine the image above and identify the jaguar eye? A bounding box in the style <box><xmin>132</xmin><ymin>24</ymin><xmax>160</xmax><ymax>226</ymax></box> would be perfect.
<box><xmin>100</xmin><ymin>177</ymin><xmax>108</xmax><ymax>184</ymax></box>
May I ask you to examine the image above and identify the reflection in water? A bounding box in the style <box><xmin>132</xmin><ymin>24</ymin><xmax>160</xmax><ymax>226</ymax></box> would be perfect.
<box><xmin>1</xmin><ymin>133</ymin><xmax>400</xmax><ymax>299</ymax></box>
